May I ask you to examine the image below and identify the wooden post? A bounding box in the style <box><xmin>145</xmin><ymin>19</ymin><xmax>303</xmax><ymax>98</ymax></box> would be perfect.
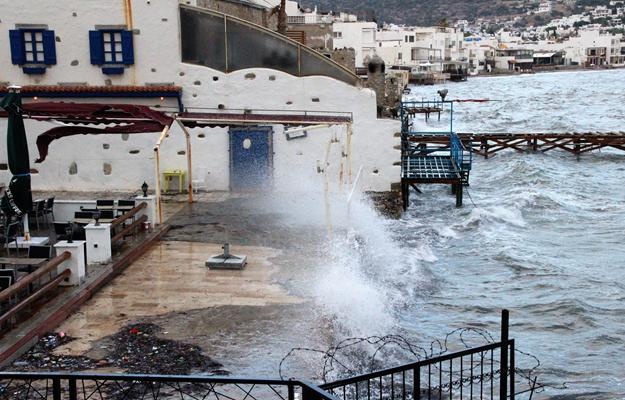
<box><xmin>176</xmin><ymin>119</ymin><xmax>194</xmax><ymax>203</ymax></box>
<box><xmin>153</xmin><ymin>125</ymin><xmax>170</xmax><ymax>225</ymax></box>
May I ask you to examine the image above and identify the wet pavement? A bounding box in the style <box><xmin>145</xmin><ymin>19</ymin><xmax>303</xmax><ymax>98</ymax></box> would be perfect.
<box><xmin>7</xmin><ymin>191</ymin><xmax>382</xmax><ymax>379</ymax></box>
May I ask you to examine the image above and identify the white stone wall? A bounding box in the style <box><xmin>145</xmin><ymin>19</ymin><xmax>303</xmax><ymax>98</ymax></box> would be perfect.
<box><xmin>0</xmin><ymin>1</ymin><xmax>400</xmax><ymax>193</ymax></box>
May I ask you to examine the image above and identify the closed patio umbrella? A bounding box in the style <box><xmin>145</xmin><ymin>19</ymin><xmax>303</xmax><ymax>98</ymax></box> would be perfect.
<box><xmin>0</xmin><ymin>87</ymin><xmax>33</xmax><ymax>240</ymax></box>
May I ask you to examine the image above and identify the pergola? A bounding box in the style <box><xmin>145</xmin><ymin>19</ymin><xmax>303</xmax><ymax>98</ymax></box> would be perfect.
<box><xmin>0</xmin><ymin>101</ymin><xmax>354</xmax><ymax>223</ymax></box>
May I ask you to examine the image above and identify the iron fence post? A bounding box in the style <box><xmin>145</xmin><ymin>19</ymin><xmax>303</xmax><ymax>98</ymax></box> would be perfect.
<box><xmin>414</xmin><ymin>366</ymin><xmax>420</xmax><ymax>400</ymax></box>
<box><xmin>52</xmin><ymin>377</ymin><xmax>62</xmax><ymax>400</ymax></box>
<box><xmin>69</xmin><ymin>378</ymin><xmax>78</xmax><ymax>400</ymax></box>
<box><xmin>288</xmin><ymin>381</ymin><xmax>295</xmax><ymax>400</ymax></box>
<box><xmin>500</xmin><ymin>309</ymin><xmax>509</xmax><ymax>400</ymax></box>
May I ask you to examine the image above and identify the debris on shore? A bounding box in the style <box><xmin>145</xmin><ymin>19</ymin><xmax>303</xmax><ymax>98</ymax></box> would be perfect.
<box><xmin>7</xmin><ymin>332</ymin><xmax>97</xmax><ymax>372</ymax></box>
<box><xmin>5</xmin><ymin>323</ymin><xmax>226</xmax><ymax>375</ymax></box>
<box><xmin>367</xmin><ymin>191</ymin><xmax>403</xmax><ymax>219</ymax></box>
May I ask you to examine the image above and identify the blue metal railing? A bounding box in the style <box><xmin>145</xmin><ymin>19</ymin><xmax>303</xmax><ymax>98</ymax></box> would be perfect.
<box><xmin>450</xmin><ymin>132</ymin><xmax>472</xmax><ymax>173</ymax></box>
<box><xmin>401</xmin><ymin>100</ymin><xmax>472</xmax><ymax>178</ymax></box>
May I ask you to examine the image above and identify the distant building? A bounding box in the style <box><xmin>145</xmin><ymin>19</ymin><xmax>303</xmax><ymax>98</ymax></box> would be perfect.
<box><xmin>333</xmin><ymin>21</ymin><xmax>378</xmax><ymax>68</ymax></box>
<box><xmin>537</xmin><ymin>1</ymin><xmax>552</xmax><ymax>14</ymax></box>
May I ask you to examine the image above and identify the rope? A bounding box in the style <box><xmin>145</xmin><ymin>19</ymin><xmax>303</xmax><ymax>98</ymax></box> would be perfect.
<box><xmin>465</xmin><ymin>187</ymin><xmax>478</xmax><ymax>208</ymax></box>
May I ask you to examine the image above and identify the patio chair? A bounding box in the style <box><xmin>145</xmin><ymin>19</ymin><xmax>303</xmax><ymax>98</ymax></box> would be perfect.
<box><xmin>54</xmin><ymin>222</ymin><xmax>71</xmax><ymax>241</ymax></box>
<box><xmin>28</xmin><ymin>245</ymin><xmax>52</xmax><ymax>259</ymax></box>
<box><xmin>192</xmin><ymin>167</ymin><xmax>208</xmax><ymax>193</ymax></box>
<box><xmin>0</xmin><ymin>276</ymin><xmax>11</xmax><ymax>291</ymax></box>
<box><xmin>99</xmin><ymin>210</ymin><xmax>115</xmax><ymax>220</ymax></box>
<box><xmin>43</xmin><ymin>197</ymin><xmax>55</xmax><ymax>225</ymax></box>
<box><xmin>117</xmin><ymin>199</ymin><xmax>135</xmax><ymax>214</ymax></box>
<box><xmin>96</xmin><ymin>200</ymin><xmax>114</xmax><ymax>210</ymax></box>
<box><xmin>53</xmin><ymin>222</ymin><xmax>85</xmax><ymax>242</ymax></box>
<box><xmin>1</xmin><ymin>220</ymin><xmax>21</xmax><ymax>256</ymax></box>
<box><xmin>0</xmin><ymin>270</ymin><xmax>16</xmax><ymax>290</ymax></box>
<box><xmin>74</xmin><ymin>211</ymin><xmax>95</xmax><ymax>221</ymax></box>
<box><xmin>30</xmin><ymin>200</ymin><xmax>46</xmax><ymax>230</ymax></box>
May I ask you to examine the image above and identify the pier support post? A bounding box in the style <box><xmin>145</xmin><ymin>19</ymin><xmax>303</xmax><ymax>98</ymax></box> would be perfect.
<box><xmin>451</xmin><ymin>184</ymin><xmax>457</xmax><ymax>195</ymax></box>
<box><xmin>401</xmin><ymin>181</ymin><xmax>409</xmax><ymax>211</ymax></box>
<box><xmin>455</xmin><ymin>183</ymin><xmax>463</xmax><ymax>207</ymax></box>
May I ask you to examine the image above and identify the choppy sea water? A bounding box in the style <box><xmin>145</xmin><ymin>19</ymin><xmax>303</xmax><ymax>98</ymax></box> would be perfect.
<box><xmin>70</xmin><ymin>70</ymin><xmax>624</xmax><ymax>399</ymax></box>
<box><xmin>394</xmin><ymin>69</ymin><xmax>625</xmax><ymax>398</ymax></box>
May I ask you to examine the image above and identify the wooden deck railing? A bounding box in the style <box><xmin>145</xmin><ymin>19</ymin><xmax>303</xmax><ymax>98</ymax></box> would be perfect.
<box><xmin>0</xmin><ymin>252</ymin><xmax>72</xmax><ymax>328</ymax></box>
<box><xmin>110</xmin><ymin>202</ymin><xmax>149</xmax><ymax>245</ymax></box>
<box><xmin>0</xmin><ymin>252</ymin><xmax>71</xmax><ymax>304</ymax></box>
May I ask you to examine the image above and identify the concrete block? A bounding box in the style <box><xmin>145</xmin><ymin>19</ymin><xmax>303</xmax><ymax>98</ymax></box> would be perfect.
<box><xmin>53</xmin><ymin>240</ymin><xmax>86</xmax><ymax>286</ymax></box>
<box><xmin>85</xmin><ymin>223</ymin><xmax>112</xmax><ymax>265</ymax></box>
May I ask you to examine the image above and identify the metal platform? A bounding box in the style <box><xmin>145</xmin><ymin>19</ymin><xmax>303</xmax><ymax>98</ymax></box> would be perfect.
<box><xmin>400</xmin><ymin>100</ymin><xmax>472</xmax><ymax>209</ymax></box>
<box><xmin>402</xmin><ymin>155</ymin><xmax>460</xmax><ymax>183</ymax></box>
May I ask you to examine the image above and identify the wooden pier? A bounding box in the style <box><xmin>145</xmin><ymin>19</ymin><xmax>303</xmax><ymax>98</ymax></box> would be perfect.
<box><xmin>406</xmin><ymin>132</ymin><xmax>625</xmax><ymax>158</ymax></box>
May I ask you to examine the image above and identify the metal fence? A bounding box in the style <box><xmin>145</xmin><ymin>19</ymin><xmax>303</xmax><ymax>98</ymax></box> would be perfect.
<box><xmin>319</xmin><ymin>311</ymin><xmax>515</xmax><ymax>400</ymax></box>
<box><xmin>0</xmin><ymin>373</ymin><xmax>337</xmax><ymax>400</ymax></box>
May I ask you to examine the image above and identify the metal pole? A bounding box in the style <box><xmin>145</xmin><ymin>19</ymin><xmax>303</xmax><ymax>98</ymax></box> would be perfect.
<box><xmin>52</xmin><ymin>378</ymin><xmax>62</xmax><ymax>400</ymax></box>
<box><xmin>69</xmin><ymin>378</ymin><xmax>78</xmax><ymax>400</ymax></box>
<box><xmin>500</xmin><ymin>309</ymin><xmax>509</xmax><ymax>400</ymax></box>
<box><xmin>450</xmin><ymin>101</ymin><xmax>454</xmax><ymax>133</ymax></box>
<box><xmin>288</xmin><ymin>381</ymin><xmax>295</xmax><ymax>400</ymax></box>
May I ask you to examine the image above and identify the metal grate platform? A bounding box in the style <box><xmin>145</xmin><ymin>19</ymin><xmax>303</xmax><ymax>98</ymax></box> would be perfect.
<box><xmin>402</xmin><ymin>155</ymin><xmax>461</xmax><ymax>183</ymax></box>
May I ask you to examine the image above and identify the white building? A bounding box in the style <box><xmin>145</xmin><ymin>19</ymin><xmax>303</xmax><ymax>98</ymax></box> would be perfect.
<box><xmin>333</xmin><ymin>21</ymin><xmax>378</xmax><ymax>67</ymax></box>
<box><xmin>374</xmin><ymin>25</ymin><xmax>466</xmax><ymax>72</ymax></box>
<box><xmin>0</xmin><ymin>0</ymin><xmax>400</xmax><ymax>195</ymax></box>
<box><xmin>537</xmin><ymin>2</ymin><xmax>553</xmax><ymax>14</ymax></box>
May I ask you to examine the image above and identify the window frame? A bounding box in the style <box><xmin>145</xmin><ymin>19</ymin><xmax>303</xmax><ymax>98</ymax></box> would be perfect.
<box><xmin>101</xmin><ymin>30</ymin><xmax>124</xmax><ymax>64</ymax></box>
<box><xmin>22</xmin><ymin>29</ymin><xmax>45</xmax><ymax>64</ymax></box>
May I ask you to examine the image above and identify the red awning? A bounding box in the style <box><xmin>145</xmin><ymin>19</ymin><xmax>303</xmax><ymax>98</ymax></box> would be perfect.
<box><xmin>0</xmin><ymin>102</ymin><xmax>173</xmax><ymax>163</ymax></box>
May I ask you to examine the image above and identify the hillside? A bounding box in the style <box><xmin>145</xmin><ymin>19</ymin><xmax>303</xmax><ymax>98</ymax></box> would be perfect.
<box><xmin>299</xmin><ymin>0</ymin><xmax>596</xmax><ymax>26</ymax></box>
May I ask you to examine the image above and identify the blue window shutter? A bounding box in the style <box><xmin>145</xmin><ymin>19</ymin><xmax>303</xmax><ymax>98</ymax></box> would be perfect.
<box><xmin>9</xmin><ymin>30</ymin><xmax>25</xmax><ymax>65</ymax></box>
<box><xmin>121</xmin><ymin>30</ymin><xmax>134</xmax><ymax>65</ymax></box>
<box><xmin>89</xmin><ymin>30</ymin><xmax>104</xmax><ymax>65</ymax></box>
<box><xmin>42</xmin><ymin>30</ymin><xmax>57</xmax><ymax>65</ymax></box>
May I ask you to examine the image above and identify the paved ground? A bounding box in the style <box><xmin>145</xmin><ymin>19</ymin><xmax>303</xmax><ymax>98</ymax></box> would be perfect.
<box><xmin>49</xmin><ymin>192</ymin><xmax>337</xmax><ymax>377</ymax></box>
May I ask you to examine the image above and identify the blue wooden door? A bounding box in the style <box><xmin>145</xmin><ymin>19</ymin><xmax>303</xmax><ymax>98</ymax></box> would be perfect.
<box><xmin>229</xmin><ymin>127</ymin><xmax>273</xmax><ymax>190</ymax></box>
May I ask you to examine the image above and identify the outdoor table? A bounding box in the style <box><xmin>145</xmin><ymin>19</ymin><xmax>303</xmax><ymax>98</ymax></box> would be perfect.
<box><xmin>73</xmin><ymin>218</ymin><xmax>115</xmax><ymax>225</ymax></box>
<box><xmin>0</xmin><ymin>257</ymin><xmax>48</xmax><ymax>274</ymax></box>
<box><xmin>0</xmin><ymin>257</ymin><xmax>47</xmax><ymax>267</ymax></box>
<box><xmin>163</xmin><ymin>170</ymin><xmax>186</xmax><ymax>193</ymax></box>
<box><xmin>6</xmin><ymin>236</ymin><xmax>49</xmax><ymax>249</ymax></box>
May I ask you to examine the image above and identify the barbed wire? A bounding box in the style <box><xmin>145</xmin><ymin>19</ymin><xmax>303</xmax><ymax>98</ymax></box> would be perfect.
<box><xmin>279</xmin><ymin>328</ymin><xmax>567</xmax><ymax>396</ymax></box>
